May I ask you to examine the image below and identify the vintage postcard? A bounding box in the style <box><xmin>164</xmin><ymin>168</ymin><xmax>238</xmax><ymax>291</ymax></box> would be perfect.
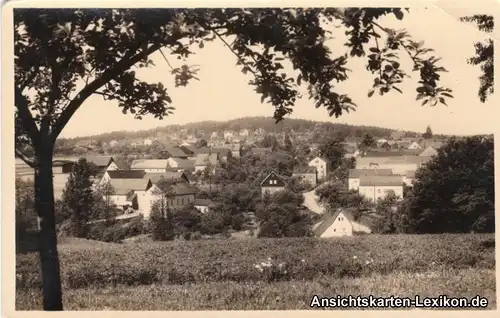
<box><xmin>2</xmin><ymin>0</ymin><xmax>498</xmax><ymax>316</ymax></box>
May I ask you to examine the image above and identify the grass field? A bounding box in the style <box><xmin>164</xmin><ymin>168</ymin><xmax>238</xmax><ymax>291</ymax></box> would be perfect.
<box><xmin>16</xmin><ymin>234</ymin><xmax>496</xmax><ymax>310</ymax></box>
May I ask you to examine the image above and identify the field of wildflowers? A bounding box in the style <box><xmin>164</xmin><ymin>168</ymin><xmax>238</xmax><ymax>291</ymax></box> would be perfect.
<box><xmin>17</xmin><ymin>234</ymin><xmax>495</xmax><ymax>292</ymax></box>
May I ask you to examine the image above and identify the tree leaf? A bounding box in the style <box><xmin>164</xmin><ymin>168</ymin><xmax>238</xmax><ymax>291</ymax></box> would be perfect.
<box><xmin>367</xmin><ymin>90</ymin><xmax>374</xmax><ymax>98</ymax></box>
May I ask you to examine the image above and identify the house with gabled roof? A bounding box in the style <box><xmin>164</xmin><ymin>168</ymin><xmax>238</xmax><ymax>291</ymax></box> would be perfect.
<box><xmin>194</xmin><ymin>153</ymin><xmax>219</xmax><ymax>173</ymax></box>
<box><xmin>292</xmin><ymin>166</ymin><xmax>318</xmax><ymax>186</ymax></box>
<box><xmin>166</xmin><ymin>157</ymin><xmax>195</xmax><ymax>173</ymax></box>
<box><xmin>130</xmin><ymin>159</ymin><xmax>170</xmax><ymax>172</ymax></box>
<box><xmin>358</xmin><ymin>175</ymin><xmax>403</xmax><ymax>202</ymax></box>
<box><xmin>260</xmin><ymin>171</ymin><xmax>287</xmax><ymax>197</ymax></box>
<box><xmin>143</xmin><ymin>171</ymin><xmax>190</xmax><ymax>184</ymax></box>
<box><xmin>419</xmin><ymin>146</ymin><xmax>438</xmax><ymax>157</ymax></box>
<box><xmin>106</xmin><ymin>177</ymin><xmax>153</xmax><ymax>213</ymax></box>
<box><xmin>308</xmin><ymin>156</ymin><xmax>328</xmax><ymax>180</ymax></box>
<box><xmin>348</xmin><ymin>168</ymin><xmax>394</xmax><ymax>191</ymax></box>
<box><xmin>313</xmin><ymin>209</ymin><xmax>354</xmax><ymax>238</ymax></box>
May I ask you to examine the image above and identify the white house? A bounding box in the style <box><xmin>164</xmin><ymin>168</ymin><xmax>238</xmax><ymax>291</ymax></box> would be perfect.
<box><xmin>106</xmin><ymin>177</ymin><xmax>154</xmax><ymax>215</ymax></box>
<box><xmin>313</xmin><ymin>209</ymin><xmax>354</xmax><ymax>238</ymax></box>
<box><xmin>143</xmin><ymin>138</ymin><xmax>153</xmax><ymax>146</ymax></box>
<box><xmin>194</xmin><ymin>153</ymin><xmax>219</xmax><ymax>173</ymax></box>
<box><xmin>166</xmin><ymin>157</ymin><xmax>195</xmax><ymax>172</ymax></box>
<box><xmin>130</xmin><ymin>159</ymin><xmax>170</xmax><ymax>172</ymax></box>
<box><xmin>348</xmin><ymin>168</ymin><xmax>394</xmax><ymax>191</ymax></box>
<box><xmin>358</xmin><ymin>175</ymin><xmax>404</xmax><ymax>202</ymax></box>
<box><xmin>308</xmin><ymin>156</ymin><xmax>328</xmax><ymax>180</ymax></box>
<box><xmin>419</xmin><ymin>146</ymin><xmax>438</xmax><ymax>157</ymax></box>
<box><xmin>194</xmin><ymin>199</ymin><xmax>212</xmax><ymax>214</ymax></box>
<box><xmin>355</xmin><ymin>156</ymin><xmax>431</xmax><ymax>175</ymax></box>
<box><xmin>407</xmin><ymin>141</ymin><xmax>422</xmax><ymax>150</ymax></box>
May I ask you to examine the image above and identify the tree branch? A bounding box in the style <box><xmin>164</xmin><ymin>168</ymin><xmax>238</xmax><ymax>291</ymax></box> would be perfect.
<box><xmin>15</xmin><ymin>86</ymin><xmax>40</xmax><ymax>149</ymax></box>
<box><xmin>15</xmin><ymin>149</ymin><xmax>36</xmax><ymax>168</ymax></box>
<box><xmin>158</xmin><ymin>48</ymin><xmax>175</xmax><ymax>71</ymax></box>
<box><xmin>51</xmin><ymin>43</ymin><xmax>164</xmax><ymax>142</ymax></box>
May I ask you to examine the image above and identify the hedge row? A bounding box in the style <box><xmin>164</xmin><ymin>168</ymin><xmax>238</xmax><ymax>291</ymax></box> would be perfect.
<box><xmin>16</xmin><ymin>234</ymin><xmax>495</xmax><ymax>289</ymax></box>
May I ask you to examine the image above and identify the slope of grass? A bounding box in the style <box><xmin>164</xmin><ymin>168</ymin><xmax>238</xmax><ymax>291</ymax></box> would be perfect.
<box><xmin>16</xmin><ymin>234</ymin><xmax>495</xmax><ymax>290</ymax></box>
<box><xmin>16</xmin><ymin>268</ymin><xmax>496</xmax><ymax>310</ymax></box>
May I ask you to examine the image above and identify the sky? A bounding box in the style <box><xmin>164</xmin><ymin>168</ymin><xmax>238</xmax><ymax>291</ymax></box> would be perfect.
<box><xmin>57</xmin><ymin>5</ymin><xmax>497</xmax><ymax>138</ymax></box>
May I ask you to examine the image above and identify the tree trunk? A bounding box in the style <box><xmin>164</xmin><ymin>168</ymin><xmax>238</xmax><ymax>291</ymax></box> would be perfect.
<box><xmin>34</xmin><ymin>145</ymin><xmax>63</xmax><ymax>310</ymax></box>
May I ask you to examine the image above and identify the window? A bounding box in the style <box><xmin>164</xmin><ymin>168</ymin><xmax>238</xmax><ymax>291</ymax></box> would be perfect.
<box><xmin>338</xmin><ymin>217</ymin><xmax>342</xmax><ymax>221</ymax></box>
<box><xmin>182</xmin><ymin>198</ymin><xmax>184</xmax><ymax>205</ymax></box>
<box><xmin>377</xmin><ymin>189</ymin><xmax>381</xmax><ymax>193</ymax></box>
<box><xmin>333</xmin><ymin>229</ymin><xmax>336</xmax><ymax>232</ymax></box>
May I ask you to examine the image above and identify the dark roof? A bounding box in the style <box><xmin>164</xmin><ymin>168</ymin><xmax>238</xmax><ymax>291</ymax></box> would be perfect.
<box><xmin>168</xmin><ymin>158</ymin><xmax>195</xmax><ymax>169</ymax></box>
<box><xmin>107</xmin><ymin>170</ymin><xmax>146</xmax><ymax>179</ymax></box>
<box><xmin>293</xmin><ymin>166</ymin><xmax>317</xmax><ymax>174</ymax></box>
<box><xmin>171</xmin><ymin>183</ymin><xmax>196</xmax><ymax>195</ymax></box>
<box><xmin>260</xmin><ymin>171</ymin><xmax>287</xmax><ymax>187</ymax></box>
<box><xmin>113</xmin><ymin>158</ymin><xmax>130</xmax><ymax>170</ymax></box>
<box><xmin>178</xmin><ymin>145</ymin><xmax>196</xmax><ymax>155</ymax></box>
<box><xmin>359</xmin><ymin>175</ymin><xmax>403</xmax><ymax>187</ymax></box>
<box><xmin>109</xmin><ymin>178</ymin><xmax>152</xmax><ymax>195</ymax></box>
<box><xmin>193</xmin><ymin>199</ymin><xmax>212</xmax><ymax>206</ymax></box>
<box><xmin>348</xmin><ymin>169</ymin><xmax>393</xmax><ymax>178</ymax></box>
<box><xmin>195</xmin><ymin>147</ymin><xmax>211</xmax><ymax>154</ymax></box>
<box><xmin>165</xmin><ymin>146</ymin><xmax>188</xmax><ymax>158</ymax></box>
<box><xmin>86</xmin><ymin>156</ymin><xmax>114</xmax><ymax>167</ymax></box>
<box><xmin>52</xmin><ymin>159</ymin><xmax>75</xmax><ymax>166</ymax></box>
<box><xmin>364</xmin><ymin>150</ymin><xmax>421</xmax><ymax>157</ymax></box>
<box><xmin>144</xmin><ymin>172</ymin><xmax>189</xmax><ymax>184</ymax></box>
<box><xmin>251</xmin><ymin>147</ymin><xmax>272</xmax><ymax>154</ymax></box>
<box><xmin>212</xmin><ymin>148</ymin><xmax>231</xmax><ymax>157</ymax></box>
<box><xmin>313</xmin><ymin>209</ymin><xmax>354</xmax><ymax>237</ymax></box>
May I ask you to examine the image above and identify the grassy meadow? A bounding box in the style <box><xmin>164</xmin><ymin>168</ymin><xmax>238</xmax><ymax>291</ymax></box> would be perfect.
<box><xmin>16</xmin><ymin>234</ymin><xmax>496</xmax><ymax>310</ymax></box>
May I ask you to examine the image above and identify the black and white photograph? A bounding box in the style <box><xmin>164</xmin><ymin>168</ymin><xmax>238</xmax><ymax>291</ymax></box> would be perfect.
<box><xmin>4</xmin><ymin>0</ymin><xmax>497</xmax><ymax>313</ymax></box>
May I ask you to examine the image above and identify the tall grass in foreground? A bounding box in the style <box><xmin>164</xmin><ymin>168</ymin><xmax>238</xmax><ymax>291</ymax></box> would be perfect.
<box><xmin>17</xmin><ymin>268</ymin><xmax>496</xmax><ymax>310</ymax></box>
<box><xmin>16</xmin><ymin>234</ymin><xmax>495</xmax><ymax>289</ymax></box>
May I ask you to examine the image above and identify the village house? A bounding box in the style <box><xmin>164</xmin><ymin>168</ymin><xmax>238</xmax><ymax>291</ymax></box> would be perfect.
<box><xmin>98</xmin><ymin>169</ymin><xmax>147</xmax><ymax>187</ymax></box>
<box><xmin>348</xmin><ymin>168</ymin><xmax>394</xmax><ymax>191</ymax></box>
<box><xmin>292</xmin><ymin>166</ymin><xmax>318</xmax><ymax>186</ymax></box>
<box><xmin>177</xmin><ymin>145</ymin><xmax>197</xmax><ymax>160</ymax></box>
<box><xmin>161</xmin><ymin>146</ymin><xmax>189</xmax><ymax>159</ymax></box>
<box><xmin>391</xmin><ymin>130</ymin><xmax>405</xmax><ymax>140</ymax></box>
<box><xmin>193</xmin><ymin>198</ymin><xmax>213</xmax><ymax>214</ymax></box>
<box><xmin>210</xmin><ymin>131</ymin><xmax>219</xmax><ymax>139</ymax></box>
<box><xmin>106</xmin><ymin>177</ymin><xmax>153</xmax><ymax>215</ymax></box>
<box><xmin>109</xmin><ymin>140</ymin><xmax>119</xmax><ymax>147</ymax></box>
<box><xmin>260</xmin><ymin>171</ymin><xmax>287</xmax><ymax>197</ymax></box>
<box><xmin>166</xmin><ymin>157</ymin><xmax>195</xmax><ymax>173</ymax></box>
<box><xmin>407</xmin><ymin>141</ymin><xmax>422</xmax><ymax>150</ymax></box>
<box><xmin>419</xmin><ymin>146</ymin><xmax>438</xmax><ymax>157</ymax></box>
<box><xmin>194</xmin><ymin>153</ymin><xmax>219</xmax><ymax>173</ymax></box>
<box><xmin>355</xmin><ymin>155</ymin><xmax>431</xmax><ymax>175</ymax></box>
<box><xmin>143</xmin><ymin>138</ymin><xmax>154</xmax><ymax>146</ymax></box>
<box><xmin>223</xmin><ymin>131</ymin><xmax>234</xmax><ymax>140</ymax></box>
<box><xmin>130</xmin><ymin>159</ymin><xmax>170</xmax><ymax>172</ymax></box>
<box><xmin>308</xmin><ymin>156</ymin><xmax>328</xmax><ymax>180</ymax></box>
<box><xmin>363</xmin><ymin>150</ymin><xmax>421</xmax><ymax>157</ymax></box>
<box><xmin>313</xmin><ymin>209</ymin><xmax>354</xmax><ymax>238</ymax></box>
<box><xmin>358</xmin><ymin>175</ymin><xmax>404</xmax><ymax>202</ymax></box>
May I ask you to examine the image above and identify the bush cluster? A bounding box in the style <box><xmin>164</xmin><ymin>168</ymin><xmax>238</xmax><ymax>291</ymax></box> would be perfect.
<box><xmin>16</xmin><ymin>234</ymin><xmax>494</xmax><ymax>289</ymax></box>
